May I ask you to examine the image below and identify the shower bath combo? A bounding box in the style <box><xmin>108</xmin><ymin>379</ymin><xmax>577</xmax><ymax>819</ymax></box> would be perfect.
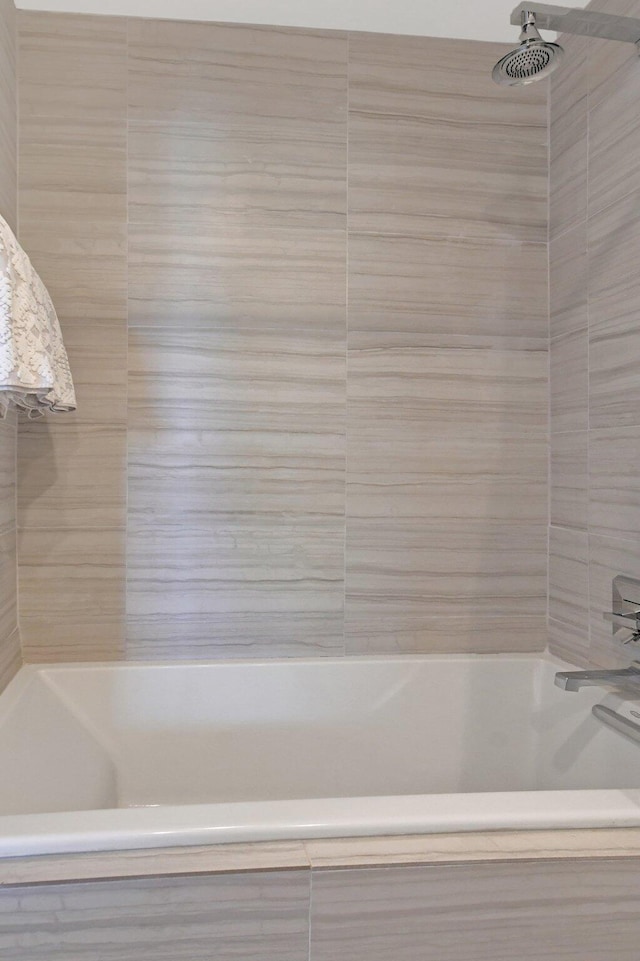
<box><xmin>493</xmin><ymin>2</ymin><xmax>640</xmax><ymax>84</ymax></box>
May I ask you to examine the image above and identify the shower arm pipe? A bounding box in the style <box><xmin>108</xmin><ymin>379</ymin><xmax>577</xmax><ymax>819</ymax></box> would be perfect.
<box><xmin>510</xmin><ymin>2</ymin><xmax>640</xmax><ymax>47</ymax></box>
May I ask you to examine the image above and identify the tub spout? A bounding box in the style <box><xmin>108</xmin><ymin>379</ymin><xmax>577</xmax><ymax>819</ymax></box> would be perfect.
<box><xmin>554</xmin><ymin>663</ymin><xmax>640</xmax><ymax>693</ymax></box>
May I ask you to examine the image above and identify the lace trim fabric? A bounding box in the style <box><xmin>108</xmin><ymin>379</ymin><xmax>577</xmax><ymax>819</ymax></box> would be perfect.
<box><xmin>0</xmin><ymin>214</ymin><xmax>76</xmax><ymax>419</ymax></box>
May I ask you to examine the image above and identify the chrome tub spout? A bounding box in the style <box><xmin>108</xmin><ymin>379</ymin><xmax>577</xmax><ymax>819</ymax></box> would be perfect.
<box><xmin>554</xmin><ymin>663</ymin><xmax>640</xmax><ymax>693</ymax></box>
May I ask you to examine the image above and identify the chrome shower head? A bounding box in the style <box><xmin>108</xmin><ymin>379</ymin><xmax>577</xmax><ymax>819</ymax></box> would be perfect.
<box><xmin>492</xmin><ymin>10</ymin><xmax>564</xmax><ymax>86</ymax></box>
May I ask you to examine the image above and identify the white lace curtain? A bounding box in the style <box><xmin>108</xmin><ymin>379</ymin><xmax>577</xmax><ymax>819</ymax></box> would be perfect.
<box><xmin>0</xmin><ymin>214</ymin><xmax>76</xmax><ymax>419</ymax></box>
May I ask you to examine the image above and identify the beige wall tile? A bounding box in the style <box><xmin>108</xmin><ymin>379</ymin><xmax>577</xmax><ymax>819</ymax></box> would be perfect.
<box><xmin>19</xmin><ymin>528</ymin><xmax>125</xmax><ymax>661</ymax></box>
<box><xmin>0</xmin><ymin>0</ymin><xmax>16</xmax><ymax>231</ymax></box>
<box><xmin>549</xmin><ymin>223</ymin><xmax>587</xmax><ymax>339</ymax></box>
<box><xmin>348</xmin><ymin>234</ymin><xmax>547</xmax><ymax>339</ymax></box>
<box><xmin>589</xmin><ymin>52</ymin><xmax>640</xmax><ymax>216</ymax></box>
<box><xmin>310</xmin><ymin>859</ymin><xmax>640</xmax><ymax>961</ymax></box>
<box><xmin>0</xmin><ymin>415</ymin><xmax>16</xmax><ymax>538</ymax></box>
<box><xmin>18</xmin><ymin>422</ymin><xmax>126</xmax><ymax>530</ymax></box>
<box><xmin>0</xmin><ymin>531</ymin><xmax>17</xmax><ymax>656</ymax></box>
<box><xmin>590</xmin><ymin>427</ymin><xmax>640</xmax><ymax>540</ymax></box>
<box><xmin>0</xmin><ymin>870</ymin><xmax>310</xmax><ymax>960</ymax></box>
<box><xmin>349</xmin><ymin>34</ymin><xmax>547</xmax><ymax>244</ymax></box>
<box><xmin>128</xmin><ymin>327</ymin><xmax>345</xmax><ymax>658</ymax></box>
<box><xmin>0</xmin><ymin>0</ymin><xmax>18</xmax><ymax>688</ymax></box>
<box><xmin>549</xmin><ymin>35</ymin><xmax>587</xmax><ymax>240</ymax></box>
<box><xmin>550</xmin><ymin>326</ymin><xmax>588</xmax><ymax>433</ymax></box>
<box><xmin>128</xmin><ymin>223</ymin><xmax>346</xmax><ymax>330</ymax></box>
<box><xmin>128</xmin><ymin>18</ymin><xmax>347</xmax><ymax>126</ymax></box>
<box><xmin>129</xmin><ymin>120</ymin><xmax>346</xmax><ymax>232</ymax></box>
<box><xmin>550</xmin><ymin>431</ymin><xmax>588</xmax><ymax>531</ymax></box>
<box><xmin>588</xmin><ymin>190</ymin><xmax>640</xmax><ymax>430</ymax></box>
<box><xmin>548</xmin><ymin>526</ymin><xmax>589</xmax><ymax>664</ymax></box>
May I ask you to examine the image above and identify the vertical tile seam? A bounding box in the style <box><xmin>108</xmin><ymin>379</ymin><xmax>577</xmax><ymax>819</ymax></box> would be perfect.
<box><xmin>585</xmin><ymin>36</ymin><xmax>592</xmax><ymax>663</ymax></box>
<box><xmin>124</xmin><ymin>13</ymin><xmax>130</xmax><ymax>659</ymax></box>
<box><xmin>14</xmin><ymin>4</ymin><xmax>21</xmax><ymax>664</ymax></box>
<box><xmin>546</xmin><ymin>72</ymin><xmax>551</xmax><ymax>647</ymax></box>
<box><xmin>342</xmin><ymin>31</ymin><xmax>350</xmax><ymax>658</ymax></box>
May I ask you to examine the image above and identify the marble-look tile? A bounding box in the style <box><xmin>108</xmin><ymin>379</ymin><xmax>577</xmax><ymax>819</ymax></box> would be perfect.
<box><xmin>346</xmin><ymin>518</ymin><xmax>546</xmax><ymax>619</ymax></box>
<box><xmin>0</xmin><ymin>531</ymin><xmax>17</xmax><ymax>660</ymax></box>
<box><xmin>589</xmin><ymin>51</ymin><xmax>640</xmax><ymax>216</ymax></box>
<box><xmin>0</xmin><ymin>870</ymin><xmax>310</xmax><ymax>961</ymax></box>
<box><xmin>128</xmin><ymin>327</ymin><xmax>345</xmax><ymax>443</ymax></box>
<box><xmin>55</xmin><ymin>322</ymin><xmax>127</xmax><ymax>426</ymax></box>
<box><xmin>588</xmin><ymin>533</ymin><xmax>640</xmax><ymax>668</ymax></box>
<box><xmin>310</xmin><ymin>859</ymin><xmax>640</xmax><ymax>961</ymax></box>
<box><xmin>549</xmin><ymin>35</ymin><xmax>588</xmax><ymax>240</ymax></box>
<box><xmin>0</xmin><ymin>628</ymin><xmax>20</xmax><ymax>695</ymax></box>
<box><xmin>128</xmin><ymin>223</ymin><xmax>346</xmax><ymax>330</ymax></box>
<box><xmin>590</xmin><ymin>427</ymin><xmax>640</xmax><ymax>540</ymax></box>
<box><xmin>549</xmin><ymin>222</ymin><xmax>587</xmax><ymax>339</ymax></box>
<box><xmin>18</xmin><ymin>422</ymin><xmax>126</xmax><ymax>529</ymax></box>
<box><xmin>127</xmin><ymin>515</ymin><xmax>345</xmax><ymax>659</ymax></box>
<box><xmin>18</xmin><ymin>218</ymin><xmax>127</xmax><ymax>326</ymax></box>
<box><xmin>348</xmin><ymin>234</ymin><xmax>547</xmax><ymax>339</ymax></box>
<box><xmin>0</xmin><ymin>416</ymin><xmax>16</xmax><ymax>537</ymax></box>
<box><xmin>588</xmin><ymin>188</ymin><xmax>640</xmax><ymax>429</ymax></box>
<box><xmin>128</xmin><ymin>18</ymin><xmax>347</xmax><ymax>126</ymax></box>
<box><xmin>129</xmin><ymin>120</ymin><xmax>345</xmax><ymax>232</ymax></box>
<box><xmin>550</xmin><ymin>326</ymin><xmax>588</xmax><ymax>433</ymax></box>
<box><xmin>0</xmin><ymin>0</ymin><xmax>16</xmax><ymax>231</ymax></box>
<box><xmin>0</xmin><ymin>842</ymin><xmax>310</xmax><ymax>886</ymax></box>
<box><xmin>18</xmin><ymin>11</ymin><xmax>126</xmax><ymax>143</ymax></box>
<box><xmin>550</xmin><ymin>431</ymin><xmax>588</xmax><ymax>532</ymax></box>
<box><xmin>305</xmin><ymin>828</ymin><xmax>640</xmax><ymax>869</ymax></box>
<box><xmin>128</xmin><ymin>327</ymin><xmax>345</xmax><ymax>658</ymax></box>
<box><xmin>349</xmin><ymin>34</ymin><xmax>547</xmax><ymax>243</ymax></box>
<box><xmin>548</xmin><ymin>526</ymin><xmax>589</xmax><ymax>665</ymax></box>
<box><xmin>18</xmin><ymin>528</ymin><xmax>125</xmax><ymax>662</ymax></box>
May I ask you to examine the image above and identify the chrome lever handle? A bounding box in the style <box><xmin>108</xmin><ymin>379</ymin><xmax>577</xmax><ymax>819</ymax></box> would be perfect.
<box><xmin>604</xmin><ymin>610</ymin><xmax>640</xmax><ymax>628</ymax></box>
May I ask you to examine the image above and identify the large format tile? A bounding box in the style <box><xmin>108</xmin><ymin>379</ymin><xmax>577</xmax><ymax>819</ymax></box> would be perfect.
<box><xmin>127</xmin><ymin>516</ymin><xmax>344</xmax><ymax>659</ymax></box>
<box><xmin>590</xmin><ymin>427</ymin><xmax>640</xmax><ymax>540</ymax></box>
<box><xmin>588</xmin><ymin>189</ymin><xmax>640</xmax><ymax>429</ymax></box>
<box><xmin>18</xmin><ymin>528</ymin><xmax>125</xmax><ymax>662</ymax></box>
<box><xmin>128</xmin><ymin>18</ymin><xmax>347</xmax><ymax>126</ymax></box>
<box><xmin>549</xmin><ymin>35</ymin><xmax>588</xmax><ymax>239</ymax></box>
<box><xmin>550</xmin><ymin>326</ymin><xmax>588</xmax><ymax>433</ymax></box>
<box><xmin>348</xmin><ymin>234</ymin><xmax>547</xmax><ymax>339</ymax></box>
<box><xmin>18</xmin><ymin>422</ymin><xmax>126</xmax><ymax>529</ymax></box>
<box><xmin>128</xmin><ymin>223</ymin><xmax>346</xmax><ymax>330</ymax></box>
<box><xmin>0</xmin><ymin>416</ymin><xmax>16</xmax><ymax>537</ymax></box>
<box><xmin>128</xmin><ymin>327</ymin><xmax>346</xmax><ymax>658</ymax></box>
<box><xmin>0</xmin><ymin>870</ymin><xmax>310</xmax><ymax>960</ymax></box>
<box><xmin>589</xmin><ymin>51</ymin><xmax>640</xmax><ymax>216</ymax></box>
<box><xmin>310</xmin><ymin>859</ymin><xmax>640</xmax><ymax>961</ymax></box>
<box><xmin>129</xmin><ymin>120</ymin><xmax>345</xmax><ymax>232</ymax></box>
<box><xmin>0</xmin><ymin>0</ymin><xmax>16</xmax><ymax>230</ymax></box>
<box><xmin>548</xmin><ymin>526</ymin><xmax>589</xmax><ymax>665</ymax></box>
<box><xmin>549</xmin><ymin>222</ymin><xmax>587</xmax><ymax>339</ymax></box>
<box><xmin>550</xmin><ymin>431</ymin><xmax>588</xmax><ymax>531</ymax></box>
<box><xmin>349</xmin><ymin>34</ymin><xmax>547</xmax><ymax>243</ymax></box>
<box><xmin>0</xmin><ymin>531</ymin><xmax>17</xmax><ymax>656</ymax></box>
<box><xmin>0</xmin><ymin>629</ymin><xmax>20</xmax><ymax>695</ymax></box>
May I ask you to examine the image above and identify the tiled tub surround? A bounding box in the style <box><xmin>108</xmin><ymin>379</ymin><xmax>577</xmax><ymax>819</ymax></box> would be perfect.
<box><xmin>2</xmin><ymin>653</ymin><xmax>640</xmax><ymax>859</ymax></box>
<box><xmin>548</xmin><ymin>0</ymin><xmax>640</xmax><ymax>670</ymax></box>
<box><xmin>0</xmin><ymin>0</ymin><xmax>19</xmax><ymax>694</ymax></box>
<box><xmin>16</xmin><ymin>13</ymin><xmax>548</xmax><ymax>662</ymax></box>
<box><xmin>4</xmin><ymin>840</ymin><xmax>640</xmax><ymax>961</ymax></box>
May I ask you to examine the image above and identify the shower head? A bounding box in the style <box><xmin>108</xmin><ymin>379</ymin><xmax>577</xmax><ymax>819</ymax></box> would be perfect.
<box><xmin>492</xmin><ymin>10</ymin><xmax>564</xmax><ymax>85</ymax></box>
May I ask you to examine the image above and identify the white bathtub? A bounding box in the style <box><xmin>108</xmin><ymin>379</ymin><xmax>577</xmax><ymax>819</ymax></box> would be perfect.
<box><xmin>1</xmin><ymin>652</ymin><xmax>640</xmax><ymax>858</ymax></box>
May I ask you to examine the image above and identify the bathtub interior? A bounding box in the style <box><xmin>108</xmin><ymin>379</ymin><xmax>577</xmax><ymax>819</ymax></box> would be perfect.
<box><xmin>1</xmin><ymin>654</ymin><xmax>640</xmax><ymax>819</ymax></box>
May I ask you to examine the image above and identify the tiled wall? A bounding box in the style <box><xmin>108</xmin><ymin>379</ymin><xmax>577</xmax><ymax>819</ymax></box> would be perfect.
<box><xmin>548</xmin><ymin>0</ymin><xmax>640</xmax><ymax>668</ymax></box>
<box><xmin>0</xmin><ymin>0</ymin><xmax>19</xmax><ymax>692</ymax></box>
<box><xmin>17</xmin><ymin>13</ymin><xmax>548</xmax><ymax>661</ymax></box>
<box><xmin>4</xmin><ymin>856</ymin><xmax>640</xmax><ymax>958</ymax></box>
